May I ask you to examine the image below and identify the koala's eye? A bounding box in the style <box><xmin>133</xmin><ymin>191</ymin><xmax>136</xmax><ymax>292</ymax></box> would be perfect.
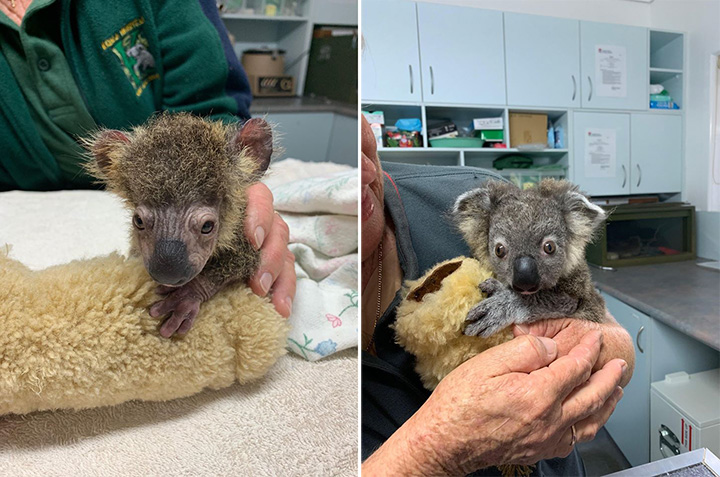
<box><xmin>201</xmin><ymin>221</ymin><xmax>215</xmax><ymax>234</ymax></box>
<box><xmin>543</xmin><ymin>240</ymin><xmax>557</xmax><ymax>255</ymax></box>
<box><xmin>494</xmin><ymin>244</ymin><xmax>507</xmax><ymax>258</ymax></box>
<box><xmin>133</xmin><ymin>214</ymin><xmax>145</xmax><ymax>230</ymax></box>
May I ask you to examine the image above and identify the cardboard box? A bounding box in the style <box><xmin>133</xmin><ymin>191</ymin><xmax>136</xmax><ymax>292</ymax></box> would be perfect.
<box><xmin>509</xmin><ymin>113</ymin><xmax>547</xmax><ymax>147</ymax></box>
<box><xmin>248</xmin><ymin>75</ymin><xmax>295</xmax><ymax>97</ymax></box>
<box><xmin>473</xmin><ymin>117</ymin><xmax>503</xmax><ymax>130</ymax></box>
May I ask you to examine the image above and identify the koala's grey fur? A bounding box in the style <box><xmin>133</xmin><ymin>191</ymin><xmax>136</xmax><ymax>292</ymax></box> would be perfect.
<box><xmin>453</xmin><ymin>179</ymin><xmax>607</xmax><ymax>337</ymax></box>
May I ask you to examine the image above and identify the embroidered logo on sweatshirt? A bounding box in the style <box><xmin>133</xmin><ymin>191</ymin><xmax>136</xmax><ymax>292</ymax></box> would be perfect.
<box><xmin>101</xmin><ymin>17</ymin><xmax>159</xmax><ymax>97</ymax></box>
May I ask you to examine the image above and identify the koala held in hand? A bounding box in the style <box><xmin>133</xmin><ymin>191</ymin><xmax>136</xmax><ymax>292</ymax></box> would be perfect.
<box><xmin>453</xmin><ymin>179</ymin><xmax>607</xmax><ymax>338</ymax></box>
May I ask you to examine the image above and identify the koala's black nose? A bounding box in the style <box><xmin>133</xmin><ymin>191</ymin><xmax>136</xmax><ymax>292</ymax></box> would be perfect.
<box><xmin>148</xmin><ymin>240</ymin><xmax>193</xmax><ymax>285</ymax></box>
<box><xmin>512</xmin><ymin>256</ymin><xmax>540</xmax><ymax>293</ymax></box>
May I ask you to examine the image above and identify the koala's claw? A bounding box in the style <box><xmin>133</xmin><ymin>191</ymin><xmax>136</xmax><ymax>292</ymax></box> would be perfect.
<box><xmin>150</xmin><ymin>284</ymin><xmax>203</xmax><ymax>338</ymax></box>
<box><xmin>478</xmin><ymin>278</ymin><xmax>503</xmax><ymax>296</ymax></box>
<box><xmin>464</xmin><ymin>285</ymin><xmax>518</xmax><ymax>338</ymax></box>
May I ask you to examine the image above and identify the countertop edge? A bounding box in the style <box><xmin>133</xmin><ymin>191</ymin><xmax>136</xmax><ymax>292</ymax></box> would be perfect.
<box><xmin>250</xmin><ymin>97</ymin><xmax>357</xmax><ymax>118</ymax></box>
<box><xmin>594</xmin><ymin>281</ymin><xmax>720</xmax><ymax>352</ymax></box>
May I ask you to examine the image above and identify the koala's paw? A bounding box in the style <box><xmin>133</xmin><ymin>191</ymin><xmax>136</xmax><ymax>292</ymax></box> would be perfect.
<box><xmin>478</xmin><ymin>277</ymin><xmax>503</xmax><ymax>296</ymax></box>
<box><xmin>149</xmin><ymin>283</ymin><xmax>204</xmax><ymax>338</ymax></box>
<box><xmin>464</xmin><ymin>287</ymin><xmax>516</xmax><ymax>338</ymax></box>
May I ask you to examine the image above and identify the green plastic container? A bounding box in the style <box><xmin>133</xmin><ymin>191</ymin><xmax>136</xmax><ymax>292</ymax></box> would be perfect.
<box><xmin>429</xmin><ymin>137</ymin><xmax>485</xmax><ymax>148</ymax></box>
<box><xmin>474</xmin><ymin>130</ymin><xmax>504</xmax><ymax>142</ymax></box>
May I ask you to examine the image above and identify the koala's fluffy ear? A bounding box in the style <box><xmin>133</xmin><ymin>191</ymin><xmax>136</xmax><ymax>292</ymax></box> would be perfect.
<box><xmin>453</xmin><ymin>179</ymin><xmax>516</xmax><ymax>263</ymax></box>
<box><xmin>453</xmin><ymin>180</ymin><xmax>516</xmax><ymax>219</ymax></box>
<box><xmin>84</xmin><ymin>129</ymin><xmax>131</xmax><ymax>181</ymax></box>
<box><xmin>537</xmin><ymin>180</ymin><xmax>605</xmax><ymax>242</ymax></box>
<box><xmin>230</xmin><ymin>118</ymin><xmax>273</xmax><ymax>174</ymax></box>
<box><xmin>558</xmin><ymin>186</ymin><xmax>606</xmax><ymax>244</ymax></box>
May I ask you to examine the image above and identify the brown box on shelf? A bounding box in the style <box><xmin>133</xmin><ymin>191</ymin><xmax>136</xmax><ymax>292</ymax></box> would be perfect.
<box><xmin>248</xmin><ymin>75</ymin><xmax>295</xmax><ymax>97</ymax></box>
<box><xmin>509</xmin><ymin>113</ymin><xmax>547</xmax><ymax>147</ymax></box>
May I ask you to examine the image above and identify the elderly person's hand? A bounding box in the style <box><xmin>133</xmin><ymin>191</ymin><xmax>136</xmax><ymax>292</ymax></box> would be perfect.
<box><xmin>513</xmin><ymin>310</ymin><xmax>635</xmax><ymax>388</ymax></box>
<box><xmin>244</xmin><ymin>183</ymin><xmax>296</xmax><ymax>318</ymax></box>
<box><xmin>362</xmin><ymin>331</ymin><xmax>627</xmax><ymax>476</ymax></box>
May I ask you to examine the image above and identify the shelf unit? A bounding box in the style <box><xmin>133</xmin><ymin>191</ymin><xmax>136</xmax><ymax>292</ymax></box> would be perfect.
<box><xmin>649</xmin><ymin>30</ymin><xmax>684</xmax><ymax>110</ymax></box>
<box><xmin>221</xmin><ymin>0</ymin><xmax>357</xmax><ymax>96</ymax></box>
<box><xmin>364</xmin><ymin>103</ymin><xmax>570</xmax><ymax>178</ymax></box>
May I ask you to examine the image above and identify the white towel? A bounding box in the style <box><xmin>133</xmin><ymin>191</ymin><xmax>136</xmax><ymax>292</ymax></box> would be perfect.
<box><xmin>266</xmin><ymin>159</ymin><xmax>359</xmax><ymax>361</ymax></box>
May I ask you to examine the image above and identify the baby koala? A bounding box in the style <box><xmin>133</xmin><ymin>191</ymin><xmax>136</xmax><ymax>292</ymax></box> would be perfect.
<box><xmin>453</xmin><ymin>179</ymin><xmax>607</xmax><ymax>338</ymax></box>
<box><xmin>85</xmin><ymin>112</ymin><xmax>272</xmax><ymax>338</ymax></box>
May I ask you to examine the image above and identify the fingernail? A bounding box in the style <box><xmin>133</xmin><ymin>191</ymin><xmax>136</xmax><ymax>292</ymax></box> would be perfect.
<box><xmin>620</xmin><ymin>360</ymin><xmax>628</xmax><ymax>373</ymax></box>
<box><xmin>537</xmin><ymin>336</ymin><xmax>557</xmax><ymax>357</ymax></box>
<box><xmin>284</xmin><ymin>296</ymin><xmax>293</xmax><ymax>316</ymax></box>
<box><xmin>515</xmin><ymin>324</ymin><xmax>529</xmax><ymax>335</ymax></box>
<box><xmin>254</xmin><ymin>226</ymin><xmax>266</xmax><ymax>249</ymax></box>
<box><xmin>260</xmin><ymin>272</ymin><xmax>273</xmax><ymax>294</ymax></box>
<box><xmin>616</xmin><ymin>386</ymin><xmax>624</xmax><ymax>399</ymax></box>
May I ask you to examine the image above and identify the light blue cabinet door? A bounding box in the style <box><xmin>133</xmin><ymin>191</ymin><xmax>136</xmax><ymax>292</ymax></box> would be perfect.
<box><xmin>572</xmin><ymin>112</ymin><xmax>630</xmax><ymax>196</ymax></box>
<box><xmin>603</xmin><ymin>293</ymin><xmax>652</xmax><ymax>467</ymax></box>
<box><xmin>416</xmin><ymin>4</ymin><xmax>505</xmax><ymax>105</ymax></box>
<box><xmin>361</xmin><ymin>0</ymin><xmax>421</xmax><ymax>102</ymax></box>
<box><xmin>580</xmin><ymin>22</ymin><xmax>648</xmax><ymax>110</ymax></box>
<box><xmin>630</xmin><ymin>114</ymin><xmax>682</xmax><ymax>194</ymax></box>
<box><xmin>505</xmin><ymin>13</ymin><xmax>580</xmax><ymax>108</ymax></box>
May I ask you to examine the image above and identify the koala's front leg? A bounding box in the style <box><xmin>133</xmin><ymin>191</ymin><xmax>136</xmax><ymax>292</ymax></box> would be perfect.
<box><xmin>464</xmin><ymin>279</ymin><xmax>580</xmax><ymax>338</ymax></box>
<box><xmin>149</xmin><ymin>273</ymin><xmax>224</xmax><ymax>338</ymax></box>
<box><xmin>464</xmin><ymin>278</ymin><xmax>530</xmax><ymax>338</ymax></box>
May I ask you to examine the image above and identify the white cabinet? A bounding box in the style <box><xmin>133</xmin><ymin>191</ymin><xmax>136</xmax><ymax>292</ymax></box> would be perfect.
<box><xmin>572</xmin><ymin>112</ymin><xmax>631</xmax><ymax>196</ymax></box>
<box><xmin>573</xmin><ymin>112</ymin><xmax>683</xmax><ymax>196</ymax></box>
<box><xmin>602</xmin><ymin>292</ymin><xmax>720</xmax><ymax>467</ymax></box>
<box><xmin>416</xmin><ymin>4</ymin><xmax>505</xmax><ymax>105</ymax></box>
<box><xmin>631</xmin><ymin>114</ymin><xmax>683</xmax><ymax>194</ymax></box>
<box><xmin>604</xmin><ymin>293</ymin><xmax>653</xmax><ymax>467</ymax></box>
<box><xmin>361</xmin><ymin>0</ymin><xmax>421</xmax><ymax>102</ymax></box>
<box><xmin>580</xmin><ymin>21</ymin><xmax>648</xmax><ymax>110</ymax></box>
<box><xmin>504</xmin><ymin>13</ymin><xmax>580</xmax><ymax>108</ymax></box>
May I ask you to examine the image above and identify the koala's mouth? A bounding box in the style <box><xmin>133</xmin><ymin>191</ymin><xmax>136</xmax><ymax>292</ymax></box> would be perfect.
<box><xmin>512</xmin><ymin>285</ymin><xmax>540</xmax><ymax>295</ymax></box>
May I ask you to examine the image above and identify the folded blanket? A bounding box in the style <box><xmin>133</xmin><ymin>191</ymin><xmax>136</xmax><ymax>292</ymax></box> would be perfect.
<box><xmin>266</xmin><ymin>159</ymin><xmax>358</xmax><ymax>360</ymax></box>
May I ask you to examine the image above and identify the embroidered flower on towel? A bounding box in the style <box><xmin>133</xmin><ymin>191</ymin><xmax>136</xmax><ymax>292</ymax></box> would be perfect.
<box><xmin>314</xmin><ymin>339</ymin><xmax>337</xmax><ymax>356</ymax></box>
<box><xmin>326</xmin><ymin>314</ymin><xmax>342</xmax><ymax>328</ymax></box>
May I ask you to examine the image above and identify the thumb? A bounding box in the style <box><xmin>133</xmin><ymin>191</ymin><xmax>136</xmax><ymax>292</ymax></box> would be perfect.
<box><xmin>475</xmin><ymin>334</ymin><xmax>558</xmax><ymax>378</ymax></box>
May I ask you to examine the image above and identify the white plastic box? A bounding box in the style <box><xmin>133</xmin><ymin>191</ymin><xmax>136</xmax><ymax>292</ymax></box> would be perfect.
<box><xmin>650</xmin><ymin>369</ymin><xmax>720</xmax><ymax>462</ymax></box>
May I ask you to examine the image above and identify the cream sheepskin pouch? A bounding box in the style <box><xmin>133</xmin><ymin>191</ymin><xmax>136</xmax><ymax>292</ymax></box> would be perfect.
<box><xmin>0</xmin><ymin>249</ymin><xmax>289</xmax><ymax>415</ymax></box>
<box><xmin>394</xmin><ymin>257</ymin><xmax>513</xmax><ymax>390</ymax></box>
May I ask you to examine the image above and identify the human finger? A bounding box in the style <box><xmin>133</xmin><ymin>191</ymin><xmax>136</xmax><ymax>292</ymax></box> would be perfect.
<box><xmin>270</xmin><ymin>251</ymin><xmax>296</xmax><ymax>318</ymax></box>
<box><xmin>561</xmin><ymin>358</ymin><xmax>626</xmax><ymax>425</ymax></box>
<box><xmin>249</xmin><ymin>213</ymin><xmax>290</xmax><ymax>297</ymax></box>
<box><xmin>244</xmin><ymin>183</ymin><xmax>275</xmax><ymax>249</ymax></box>
<box><xmin>472</xmin><ymin>334</ymin><xmax>558</xmax><ymax>378</ymax></box>
<box><xmin>571</xmin><ymin>386</ymin><xmax>624</xmax><ymax>444</ymax></box>
<box><xmin>531</xmin><ymin>330</ymin><xmax>603</xmax><ymax>399</ymax></box>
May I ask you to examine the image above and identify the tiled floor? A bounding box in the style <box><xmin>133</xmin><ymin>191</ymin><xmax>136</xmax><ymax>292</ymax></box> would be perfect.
<box><xmin>577</xmin><ymin>427</ymin><xmax>631</xmax><ymax>476</ymax></box>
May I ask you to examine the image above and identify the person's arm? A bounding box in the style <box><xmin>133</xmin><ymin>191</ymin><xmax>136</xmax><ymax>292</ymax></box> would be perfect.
<box><xmin>363</xmin><ymin>331</ymin><xmax>627</xmax><ymax>476</ymax></box>
<box><xmin>513</xmin><ymin>310</ymin><xmax>635</xmax><ymax>388</ymax></box>
<box><xmin>154</xmin><ymin>0</ymin><xmax>252</xmax><ymax>121</ymax></box>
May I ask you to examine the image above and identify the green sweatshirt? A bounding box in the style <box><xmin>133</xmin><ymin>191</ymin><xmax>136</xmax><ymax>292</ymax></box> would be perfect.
<box><xmin>0</xmin><ymin>0</ymin><xmax>252</xmax><ymax>190</ymax></box>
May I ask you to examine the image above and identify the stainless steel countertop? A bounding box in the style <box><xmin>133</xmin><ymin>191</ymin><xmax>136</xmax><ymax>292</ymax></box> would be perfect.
<box><xmin>250</xmin><ymin>97</ymin><xmax>357</xmax><ymax>117</ymax></box>
<box><xmin>592</xmin><ymin>260</ymin><xmax>720</xmax><ymax>351</ymax></box>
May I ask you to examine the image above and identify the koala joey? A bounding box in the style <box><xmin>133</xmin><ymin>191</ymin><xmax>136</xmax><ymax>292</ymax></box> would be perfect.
<box><xmin>453</xmin><ymin>179</ymin><xmax>607</xmax><ymax>338</ymax></box>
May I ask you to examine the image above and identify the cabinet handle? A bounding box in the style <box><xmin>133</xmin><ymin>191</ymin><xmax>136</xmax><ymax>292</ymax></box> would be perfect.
<box><xmin>430</xmin><ymin>66</ymin><xmax>434</xmax><ymax>95</ymax></box>
<box><xmin>409</xmin><ymin>65</ymin><xmax>414</xmax><ymax>94</ymax></box>
<box><xmin>587</xmin><ymin>76</ymin><xmax>593</xmax><ymax>102</ymax></box>
<box><xmin>659</xmin><ymin>425</ymin><xmax>681</xmax><ymax>458</ymax></box>
<box><xmin>636</xmin><ymin>164</ymin><xmax>642</xmax><ymax>187</ymax></box>
<box><xmin>571</xmin><ymin>75</ymin><xmax>577</xmax><ymax>101</ymax></box>
<box><xmin>621</xmin><ymin>164</ymin><xmax>627</xmax><ymax>188</ymax></box>
<box><xmin>636</xmin><ymin>325</ymin><xmax>645</xmax><ymax>353</ymax></box>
